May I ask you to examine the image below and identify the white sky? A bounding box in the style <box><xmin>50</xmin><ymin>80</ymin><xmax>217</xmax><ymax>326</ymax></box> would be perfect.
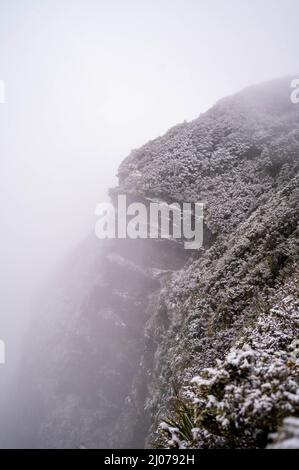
<box><xmin>0</xmin><ymin>0</ymin><xmax>298</xmax><ymax>363</ymax></box>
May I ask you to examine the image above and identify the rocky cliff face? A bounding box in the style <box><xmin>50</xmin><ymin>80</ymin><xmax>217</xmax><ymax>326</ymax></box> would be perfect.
<box><xmin>14</xmin><ymin>77</ymin><xmax>299</xmax><ymax>448</ymax></box>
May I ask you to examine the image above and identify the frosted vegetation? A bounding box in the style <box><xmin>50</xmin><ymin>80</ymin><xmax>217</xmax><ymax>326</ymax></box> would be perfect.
<box><xmin>158</xmin><ymin>276</ymin><xmax>299</xmax><ymax>448</ymax></box>
<box><xmin>118</xmin><ymin>77</ymin><xmax>299</xmax><ymax>449</ymax></box>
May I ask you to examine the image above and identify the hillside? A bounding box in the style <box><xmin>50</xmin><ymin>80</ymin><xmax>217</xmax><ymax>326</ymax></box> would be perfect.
<box><xmin>12</xmin><ymin>77</ymin><xmax>299</xmax><ymax>449</ymax></box>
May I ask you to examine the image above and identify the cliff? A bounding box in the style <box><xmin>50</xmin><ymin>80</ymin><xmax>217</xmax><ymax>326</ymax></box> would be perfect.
<box><xmin>13</xmin><ymin>77</ymin><xmax>299</xmax><ymax>448</ymax></box>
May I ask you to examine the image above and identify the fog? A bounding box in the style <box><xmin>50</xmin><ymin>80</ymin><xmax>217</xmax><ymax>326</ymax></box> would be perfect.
<box><xmin>0</xmin><ymin>0</ymin><xmax>298</xmax><ymax>446</ymax></box>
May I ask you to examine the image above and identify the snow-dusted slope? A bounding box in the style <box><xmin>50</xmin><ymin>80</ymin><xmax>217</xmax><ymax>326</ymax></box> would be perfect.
<box><xmin>13</xmin><ymin>77</ymin><xmax>299</xmax><ymax>449</ymax></box>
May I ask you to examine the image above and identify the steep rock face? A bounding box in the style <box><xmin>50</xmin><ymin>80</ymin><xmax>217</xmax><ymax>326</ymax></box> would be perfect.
<box><xmin>15</xmin><ymin>77</ymin><xmax>299</xmax><ymax>448</ymax></box>
<box><xmin>15</xmin><ymin>237</ymin><xmax>187</xmax><ymax>449</ymax></box>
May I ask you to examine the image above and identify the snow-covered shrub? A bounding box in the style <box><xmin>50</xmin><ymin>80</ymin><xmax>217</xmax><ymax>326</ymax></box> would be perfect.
<box><xmin>157</xmin><ymin>286</ymin><xmax>299</xmax><ymax>448</ymax></box>
<box><xmin>268</xmin><ymin>417</ymin><xmax>299</xmax><ymax>449</ymax></box>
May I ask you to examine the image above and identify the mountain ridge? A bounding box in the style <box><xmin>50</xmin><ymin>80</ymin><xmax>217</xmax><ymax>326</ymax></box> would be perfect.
<box><xmin>9</xmin><ymin>76</ymin><xmax>299</xmax><ymax>449</ymax></box>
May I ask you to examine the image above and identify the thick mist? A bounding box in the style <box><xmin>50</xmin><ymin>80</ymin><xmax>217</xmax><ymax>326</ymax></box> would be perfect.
<box><xmin>0</xmin><ymin>0</ymin><xmax>298</xmax><ymax>448</ymax></box>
